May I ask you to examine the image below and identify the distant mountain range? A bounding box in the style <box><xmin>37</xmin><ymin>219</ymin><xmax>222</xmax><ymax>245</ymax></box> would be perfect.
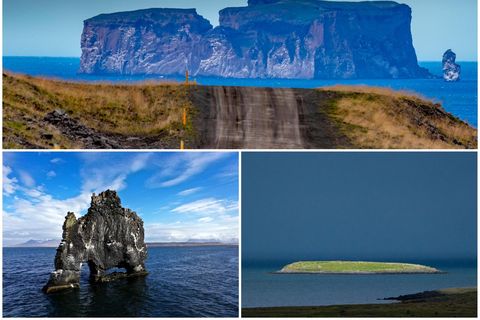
<box><xmin>147</xmin><ymin>241</ymin><xmax>238</xmax><ymax>247</ymax></box>
<box><xmin>8</xmin><ymin>239</ymin><xmax>238</xmax><ymax>248</ymax></box>
<box><xmin>10</xmin><ymin>239</ymin><xmax>61</xmax><ymax>248</ymax></box>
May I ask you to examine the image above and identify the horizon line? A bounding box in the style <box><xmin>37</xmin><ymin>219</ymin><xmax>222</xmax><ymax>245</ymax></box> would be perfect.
<box><xmin>3</xmin><ymin>56</ymin><xmax>479</xmax><ymax>63</ymax></box>
<box><xmin>4</xmin><ymin>240</ymin><xmax>239</xmax><ymax>248</ymax></box>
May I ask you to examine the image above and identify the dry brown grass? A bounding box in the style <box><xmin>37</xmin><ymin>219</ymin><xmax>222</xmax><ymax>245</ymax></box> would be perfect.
<box><xmin>3</xmin><ymin>72</ymin><xmax>196</xmax><ymax>148</ymax></box>
<box><xmin>322</xmin><ymin>85</ymin><xmax>430</xmax><ymax>100</ymax></box>
<box><xmin>3</xmin><ymin>72</ymin><xmax>191</xmax><ymax>134</ymax></box>
<box><xmin>320</xmin><ymin>86</ymin><xmax>477</xmax><ymax>149</ymax></box>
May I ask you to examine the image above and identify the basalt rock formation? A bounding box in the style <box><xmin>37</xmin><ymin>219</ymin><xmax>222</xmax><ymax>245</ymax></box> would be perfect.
<box><xmin>443</xmin><ymin>49</ymin><xmax>461</xmax><ymax>82</ymax></box>
<box><xmin>43</xmin><ymin>190</ymin><xmax>147</xmax><ymax>294</ymax></box>
<box><xmin>79</xmin><ymin>1</ymin><xmax>430</xmax><ymax>79</ymax></box>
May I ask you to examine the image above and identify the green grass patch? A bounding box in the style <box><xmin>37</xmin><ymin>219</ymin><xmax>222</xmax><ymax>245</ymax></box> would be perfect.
<box><xmin>280</xmin><ymin>261</ymin><xmax>440</xmax><ymax>274</ymax></box>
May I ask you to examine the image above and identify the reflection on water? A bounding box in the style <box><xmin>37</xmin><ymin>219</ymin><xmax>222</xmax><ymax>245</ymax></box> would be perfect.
<box><xmin>46</xmin><ymin>277</ymin><xmax>149</xmax><ymax>317</ymax></box>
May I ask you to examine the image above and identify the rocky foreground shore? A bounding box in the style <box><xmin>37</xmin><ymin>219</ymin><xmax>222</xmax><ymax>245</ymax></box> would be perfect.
<box><xmin>242</xmin><ymin>288</ymin><xmax>477</xmax><ymax>317</ymax></box>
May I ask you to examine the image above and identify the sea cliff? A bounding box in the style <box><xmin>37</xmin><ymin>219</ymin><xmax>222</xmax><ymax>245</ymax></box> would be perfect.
<box><xmin>79</xmin><ymin>1</ymin><xmax>430</xmax><ymax>79</ymax></box>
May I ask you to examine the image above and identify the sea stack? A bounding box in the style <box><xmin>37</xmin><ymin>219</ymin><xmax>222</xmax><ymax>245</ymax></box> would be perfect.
<box><xmin>43</xmin><ymin>190</ymin><xmax>148</xmax><ymax>294</ymax></box>
<box><xmin>442</xmin><ymin>49</ymin><xmax>461</xmax><ymax>81</ymax></box>
<box><xmin>79</xmin><ymin>1</ymin><xmax>430</xmax><ymax>79</ymax></box>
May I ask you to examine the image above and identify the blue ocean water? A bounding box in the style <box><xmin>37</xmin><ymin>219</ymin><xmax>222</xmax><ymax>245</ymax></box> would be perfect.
<box><xmin>3</xmin><ymin>57</ymin><xmax>478</xmax><ymax>127</ymax></box>
<box><xmin>242</xmin><ymin>260</ymin><xmax>477</xmax><ymax>308</ymax></box>
<box><xmin>3</xmin><ymin>246</ymin><xmax>239</xmax><ymax>317</ymax></box>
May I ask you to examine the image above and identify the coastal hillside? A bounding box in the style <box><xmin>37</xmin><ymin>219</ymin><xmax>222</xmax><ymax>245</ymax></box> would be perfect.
<box><xmin>3</xmin><ymin>73</ymin><xmax>191</xmax><ymax>149</ymax></box>
<box><xmin>3</xmin><ymin>73</ymin><xmax>476</xmax><ymax>149</ymax></box>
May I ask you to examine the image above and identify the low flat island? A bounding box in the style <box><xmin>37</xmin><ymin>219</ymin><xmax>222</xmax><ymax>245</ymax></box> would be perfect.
<box><xmin>278</xmin><ymin>261</ymin><xmax>441</xmax><ymax>274</ymax></box>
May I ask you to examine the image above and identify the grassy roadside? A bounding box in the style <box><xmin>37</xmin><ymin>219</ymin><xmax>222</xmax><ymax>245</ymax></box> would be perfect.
<box><xmin>242</xmin><ymin>288</ymin><xmax>477</xmax><ymax>317</ymax></box>
<box><xmin>3</xmin><ymin>73</ymin><xmax>477</xmax><ymax>149</ymax></box>
<box><xmin>319</xmin><ymin>86</ymin><xmax>477</xmax><ymax>149</ymax></box>
<box><xmin>3</xmin><ymin>72</ymin><xmax>193</xmax><ymax>148</ymax></box>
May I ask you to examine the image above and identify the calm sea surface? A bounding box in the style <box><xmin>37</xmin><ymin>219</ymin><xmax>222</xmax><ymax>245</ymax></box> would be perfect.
<box><xmin>3</xmin><ymin>246</ymin><xmax>238</xmax><ymax>317</ymax></box>
<box><xmin>3</xmin><ymin>57</ymin><xmax>478</xmax><ymax>127</ymax></box>
<box><xmin>242</xmin><ymin>260</ymin><xmax>476</xmax><ymax>308</ymax></box>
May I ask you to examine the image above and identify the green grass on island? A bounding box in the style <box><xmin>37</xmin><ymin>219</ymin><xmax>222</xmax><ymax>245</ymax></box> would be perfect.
<box><xmin>279</xmin><ymin>261</ymin><xmax>440</xmax><ymax>274</ymax></box>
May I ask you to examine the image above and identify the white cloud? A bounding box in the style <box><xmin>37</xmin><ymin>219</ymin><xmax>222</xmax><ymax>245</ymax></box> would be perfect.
<box><xmin>3</xmin><ymin>166</ymin><xmax>18</xmax><ymax>196</ymax></box>
<box><xmin>145</xmin><ymin>214</ymin><xmax>238</xmax><ymax>243</ymax></box>
<box><xmin>3</xmin><ymin>190</ymin><xmax>91</xmax><ymax>245</ymax></box>
<box><xmin>3</xmin><ymin>153</ymin><xmax>239</xmax><ymax>246</ymax></box>
<box><xmin>130</xmin><ymin>153</ymin><xmax>153</xmax><ymax>172</ymax></box>
<box><xmin>198</xmin><ymin>217</ymin><xmax>213</xmax><ymax>223</ymax></box>
<box><xmin>18</xmin><ymin>170</ymin><xmax>35</xmax><ymax>187</ymax></box>
<box><xmin>216</xmin><ymin>162</ymin><xmax>239</xmax><ymax>180</ymax></box>
<box><xmin>177</xmin><ymin>187</ymin><xmax>202</xmax><ymax>196</ymax></box>
<box><xmin>46</xmin><ymin>170</ymin><xmax>56</xmax><ymax>178</ymax></box>
<box><xmin>50</xmin><ymin>158</ymin><xmax>63</xmax><ymax>164</ymax></box>
<box><xmin>80</xmin><ymin>153</ymin><xmax>152</xmax><ymax>194</ymax></box>
<box><xmin>147</xmin><ymin>153</ymin><xmax>228</xmax><ymax>188</ymax></box>
<box><xmin>3</xmin><ymin>153</ymin><xmax>153</xmax><ymax>246</ymax></box>
<box><xmin>171</xmin><ymin>198</ymin><xmax>238</xmax><ymax>214</ymax></box>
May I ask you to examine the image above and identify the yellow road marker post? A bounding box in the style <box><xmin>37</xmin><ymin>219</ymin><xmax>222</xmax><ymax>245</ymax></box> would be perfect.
<box><xmin>180</xmin><ymin>69</ymin><xmax>191</xmax><ymax>150</ymax></box>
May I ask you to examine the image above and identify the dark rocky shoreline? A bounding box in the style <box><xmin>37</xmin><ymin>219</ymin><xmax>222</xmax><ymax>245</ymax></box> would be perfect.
<box><xmin>242</xmin><ymin>288</ymin><xmax>477</xmax><ymax>317</ymax></box>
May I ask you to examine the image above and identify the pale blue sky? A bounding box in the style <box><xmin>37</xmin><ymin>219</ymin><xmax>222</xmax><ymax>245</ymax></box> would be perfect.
<box><xmin>3</xmin><ymin>0</ymin><xmax>477</xmax><ymax>61</ymax></box>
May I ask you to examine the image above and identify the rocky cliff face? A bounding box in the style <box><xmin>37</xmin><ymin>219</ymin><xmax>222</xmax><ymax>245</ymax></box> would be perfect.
<box><xmin>43</xmin><ymin>190</ymin><xmax>147</xmax><ymax>293</ymax></box>
<box><xmin>79</xmin><ymin>9</ymin><xmax>212</xmax><ymax>74</ymax></box>
<box><xmin>443</xmin><ymin>49</ymin><xmax>461</xmax><ymax>82</ymax></box>
<box><xmin>79</xmin><ymin>1</ymin><xmax>429</xmax><ymax>79</ymax></box>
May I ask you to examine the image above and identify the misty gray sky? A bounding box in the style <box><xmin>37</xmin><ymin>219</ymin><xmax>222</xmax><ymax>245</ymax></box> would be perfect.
<box><xmin>242</xmin><ymin>152</ymin><xmax>477</xmax><ymax>262</ymax></box>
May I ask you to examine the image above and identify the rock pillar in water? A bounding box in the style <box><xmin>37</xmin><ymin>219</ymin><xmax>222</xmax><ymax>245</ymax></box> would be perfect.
<box><xmin>443</xmin><ymin>49</ymin><xmax>461</xmax><ymax>81</ymax></box>
<box><xmin>43</xmin><ymin>190</ymin><xmax>148</xmax><ymax>293</ymax></box>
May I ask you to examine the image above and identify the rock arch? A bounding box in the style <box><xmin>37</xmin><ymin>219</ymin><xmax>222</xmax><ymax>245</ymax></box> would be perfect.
<box><xmin>43</xmin><ymin>190</ymin><xmax>148</xmax><ymax>293</ymax></box>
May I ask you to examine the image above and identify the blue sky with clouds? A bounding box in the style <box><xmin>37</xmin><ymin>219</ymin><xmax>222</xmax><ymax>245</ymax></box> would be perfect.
<box><xmin>3</xmin><ymin>152</ymin><xmax>239</xmax><ymax>246</ymax></box>
<box><xmin>3</xmin><ymin>0</ymin><xmax>477</xmax><ymax>61</ymax></box>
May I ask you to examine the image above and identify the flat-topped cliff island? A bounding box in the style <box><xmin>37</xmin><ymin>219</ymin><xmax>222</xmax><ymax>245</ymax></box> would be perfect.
<box><xmin>278</xmin><ymin>261</ymin><xmax>441</xmax><ymax>274</ymax></box>
<box><xmin>79</xmin><ymin>0</ymin><xmax>431</xmax><ymax>79</ymax></box>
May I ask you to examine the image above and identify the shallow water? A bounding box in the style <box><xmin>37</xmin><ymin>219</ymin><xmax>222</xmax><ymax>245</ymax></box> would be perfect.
<box><xmin>3</xmin><ymin>57</ymin><xmax>477</xmax><ymax>127</ymax></box>
<box><xmin>242</xmin><ymin>260</ymin><xmax>477</xmax><ymax>308</ymax></box>
<box><xmin>3</xmin><ymin>246</ymin><xmax>239</xmax><ymax>317</ymax></box>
